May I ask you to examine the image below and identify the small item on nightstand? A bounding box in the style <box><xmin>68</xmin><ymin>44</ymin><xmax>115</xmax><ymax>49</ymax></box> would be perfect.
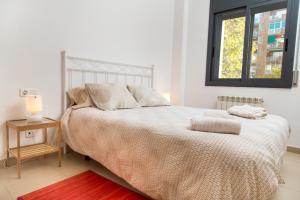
<box><xmin>26</xmin><ymin>95</ymin><xmax>43</xmax><ymax>122</ymax></box>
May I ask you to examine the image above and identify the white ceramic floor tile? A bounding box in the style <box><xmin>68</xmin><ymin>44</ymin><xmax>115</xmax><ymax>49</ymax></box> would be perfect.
<box><xmin>0</xmin><ymin>184</ymin><xmax>13</xmax><ymax>200</ymax></box>
<box><xmin>273</xmin><ymin>186</ymin><xmax>300</xmax><ymax>200</ymax></box>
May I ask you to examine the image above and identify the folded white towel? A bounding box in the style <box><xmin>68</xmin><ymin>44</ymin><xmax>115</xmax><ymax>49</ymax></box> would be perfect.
<box><xmin>228</xmin><ymin>104</ymin><xmax>267</xmax><ymax>119</ymax></box>
<box><xmin>191</xmin><ymin>116</ymin><xmax>241</xmax><ymax>135</ymax></box>
<box><xmin>203</xmin><ymin>110</ymin><xmax>236</xmax><ymax>119</ymax></box>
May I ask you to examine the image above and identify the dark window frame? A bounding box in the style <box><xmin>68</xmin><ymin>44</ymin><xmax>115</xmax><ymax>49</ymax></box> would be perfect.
<box><xmin>206</xmin><ymin>0</ymin><xmax>299</xmax><ymax>88</ymax></box>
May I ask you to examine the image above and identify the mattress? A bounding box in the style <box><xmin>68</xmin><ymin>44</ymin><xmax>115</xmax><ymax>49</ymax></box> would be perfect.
<box><xmin>61</xmin><ymin>106</ymin><xmax>289</xmax><ymax>200</ymax></box>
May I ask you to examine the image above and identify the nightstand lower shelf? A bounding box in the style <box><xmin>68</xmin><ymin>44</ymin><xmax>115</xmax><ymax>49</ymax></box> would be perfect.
<box><xmin>9</xmin><ymin>144</ymin><xmax>59</xmax><ymax>160</ymax></box>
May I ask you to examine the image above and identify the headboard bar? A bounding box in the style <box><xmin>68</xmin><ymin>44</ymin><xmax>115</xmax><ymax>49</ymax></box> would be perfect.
<box><xmin>61</xmin><ymin>51</ymin><xmax>154</xmax><ymax>112</ymax></box>
<box><xmin>67</xmin><ymin>68</ymin><xmax>153</xmax><ymax>78</ymax></box>
<box><xmin>66</xmin><ymin>55</ymin><xmax>153</xmax><ymax>70</ymax></box>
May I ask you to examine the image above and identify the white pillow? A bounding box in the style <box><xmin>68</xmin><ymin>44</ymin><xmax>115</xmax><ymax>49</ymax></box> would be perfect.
<box><xmin>127</xmin><ymin>85</ymin><xmax>170</xmax><ymax>107</ymax></box>
<box><xmin>67</xmin><ymin>86</ymin><xmax>93</xmax><ymax>109</ymax></box>
<box><xmin>86</xmin><ymin>83</ymin><xmax>140</xmax><ymax>111</ymax></box>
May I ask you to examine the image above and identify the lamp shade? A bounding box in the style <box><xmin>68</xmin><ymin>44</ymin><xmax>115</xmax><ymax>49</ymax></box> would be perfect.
<box><xmin>162</xmin><ymin>92</ymin><xmax>171</xmax><ymax>102</ymax></box>
<box><xmin>26</xmin><ymin>95</ymin><xmax>42</xmax><ymax>114</ymax></box>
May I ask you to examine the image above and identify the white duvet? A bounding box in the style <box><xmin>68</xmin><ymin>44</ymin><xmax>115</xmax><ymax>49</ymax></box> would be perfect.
<box><xmin>61</xmin><ymin>106</ymin><xmax>289</xmax><ymax>200</ymax></box>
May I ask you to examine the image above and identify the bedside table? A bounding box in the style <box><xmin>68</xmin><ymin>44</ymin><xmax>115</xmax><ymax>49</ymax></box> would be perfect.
<box><xmin>6</xmin><ymin>118</ymin><xmax>62</xmax><ymax>178</ymax></box>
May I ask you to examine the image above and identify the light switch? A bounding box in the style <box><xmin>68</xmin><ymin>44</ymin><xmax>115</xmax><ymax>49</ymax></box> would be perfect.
<box><xmin>19</xmin><ymin>88</ymin><xmax>40</xmax><ymax>97</ymax></box>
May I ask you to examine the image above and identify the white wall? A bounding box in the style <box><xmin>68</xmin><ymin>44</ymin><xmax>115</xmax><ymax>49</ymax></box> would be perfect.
<box><xmin>0</xmin><ymin>0</ymin><xmax>174</xmax><ymax>159</ymax></box>
<box><xmin>171</xmin><ymin>0</ymin><xmax>189</xmax><ymax>105</ymax></box>
<box><xmin>173</xmin><ymin>0</ymin><xmax>300</xmax><ymax>148</ymax></box>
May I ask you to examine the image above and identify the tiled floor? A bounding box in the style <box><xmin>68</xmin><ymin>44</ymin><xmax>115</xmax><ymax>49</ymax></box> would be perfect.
<box><xmin>0</xmin><ymin>152</ymin><xmax>299</xmax><ymax>200</ymax></box>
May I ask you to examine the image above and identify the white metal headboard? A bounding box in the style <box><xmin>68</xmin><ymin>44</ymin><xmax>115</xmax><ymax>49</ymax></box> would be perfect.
<box><xmin>61</xmin><ymin>51</ymin><xmax>154</xmax><ymax>111</ymax></box>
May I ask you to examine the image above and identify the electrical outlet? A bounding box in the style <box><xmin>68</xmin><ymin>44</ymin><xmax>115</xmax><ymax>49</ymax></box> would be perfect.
<box><xmin>25</xmin><ymin>131</ymin><xmax>35</xmax><ymax>138</ymax></box>
<box><xmin>19</xmin><ymin>88</ymin><xmax>39</xmax><ymax>97</ymax></box>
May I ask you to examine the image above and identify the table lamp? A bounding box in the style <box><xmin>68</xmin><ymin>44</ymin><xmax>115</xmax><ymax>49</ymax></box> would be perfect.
<box><xmin>162</xmin><ymin>92</ymin><xmax>171</xmax><ymax>103</ymax></box>
<box><xmin>26</xmin><ymin>95</ymin><xmax>43</xmax><ymax>122</ymax></box>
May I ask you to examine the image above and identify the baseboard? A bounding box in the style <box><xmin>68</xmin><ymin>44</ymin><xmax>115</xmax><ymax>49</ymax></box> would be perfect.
<box><xmin>0</xmin><ymin>156</ymin><xmax>46</xmax><ymax>169</ymax></box>
<box><xmin>0</xmin><ymin>157</ymin><xmax>14</xmax><ymax>168</ymax></box>
<box><xmin>0</xmin><ymin>159</ymin><xmax>5</xmax><ymax>168</ymax></box>
<box><xmin>287</xmin><ymin>146</ymin><xmax>300</xmax><ymax>154</ymax></box>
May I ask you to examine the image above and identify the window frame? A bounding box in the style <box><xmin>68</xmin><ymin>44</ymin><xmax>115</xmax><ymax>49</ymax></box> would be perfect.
<box><xmin>206</xmin><ymin>0</ymin><xmax>299</xmax><ymax>88</ymax></box>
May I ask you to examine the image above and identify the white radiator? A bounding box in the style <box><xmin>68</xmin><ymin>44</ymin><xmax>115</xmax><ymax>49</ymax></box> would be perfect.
<box><xmin>217</xmin><ymin>96</ymin><xmax>264</xmax><ymax>110</ymax></box>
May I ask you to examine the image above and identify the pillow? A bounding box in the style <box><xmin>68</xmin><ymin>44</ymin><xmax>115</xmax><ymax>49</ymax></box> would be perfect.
<box><xmin>85</xmin><ymin>83</ymin><xmax>140</xmax><ymax>111</ymax></box>
<box><xmin>67</xmin><ymin>86</ymin><xmax>92</xmax><ymax>109</ymax></box>
<box><xmin>127</xmin><ymin>85</ymin><xmax>170</xmax><ymax>107</ymax></box>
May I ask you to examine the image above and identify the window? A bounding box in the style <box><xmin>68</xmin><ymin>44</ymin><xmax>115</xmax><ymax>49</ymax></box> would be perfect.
<box><xmin>206</xmin><ymin>0</ymin><xmax>299</xmax><ymax>88</ymax></box>
<box><xmin>218</xmin><ymin>11</ymin><xmax>246</xmax><ymax>79</ymax></box>
<box><xmin>249</xmin><ymin>7</ymin><xmax>287</xmax><ymax>79</ymax></box>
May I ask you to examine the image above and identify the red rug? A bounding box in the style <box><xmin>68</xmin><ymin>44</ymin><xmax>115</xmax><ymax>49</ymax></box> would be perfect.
<box><xmin>18</xmin><ymin>170</ymin><xmax>150</xmax><ymax>200</ymax></box>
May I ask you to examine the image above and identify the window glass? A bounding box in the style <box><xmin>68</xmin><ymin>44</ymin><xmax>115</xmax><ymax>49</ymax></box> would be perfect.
<box><xmin>249</xmin><ymin>8</ymin><xmax>287</xmax><ymax>79</ymax></box>
<box><xmin>269</xmin><ymin>23</ymin><xmax>275</xmax><ymax>30</ymax></box>
<box><xmin>275</xmin><ymin>22</ymin><xmax>281</xmax><ymax>29</ymax></box>
<box><xmin>219</xmin><ymin>16</ymin><xmax>246</xmax><ymax>79</ymax></box>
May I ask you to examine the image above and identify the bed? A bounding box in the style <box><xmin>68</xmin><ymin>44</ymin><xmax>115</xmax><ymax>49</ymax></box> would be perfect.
<box><xmin>60</xmin><ymin>52</ymin><xmax>290</xmax><ymax>200</ymax></box>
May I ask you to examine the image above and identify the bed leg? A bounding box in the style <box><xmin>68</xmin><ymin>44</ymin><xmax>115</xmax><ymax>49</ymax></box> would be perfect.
<box><xmin>84</xmin><ymin>156</ymin><xmax>91</xmax><ymax>161</ymax></box>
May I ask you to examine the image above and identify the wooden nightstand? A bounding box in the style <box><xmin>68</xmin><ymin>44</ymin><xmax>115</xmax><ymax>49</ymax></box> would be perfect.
<box><xmin>6</xmin><ymin>118</ymin><xmax>62</xmax><ymax>178</ymax></box>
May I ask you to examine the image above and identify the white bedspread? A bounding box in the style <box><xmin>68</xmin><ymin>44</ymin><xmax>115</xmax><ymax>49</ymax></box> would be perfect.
<box><xmin>61</xmin><ymin>106</ymin><xmax>289</xmax><ymax>200</ymax></box>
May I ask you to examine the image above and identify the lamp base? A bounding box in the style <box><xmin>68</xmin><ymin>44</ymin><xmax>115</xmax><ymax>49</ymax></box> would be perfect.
<box><xmin>27</xmin><ymin>114</ymin><xmax>43</xmax><ymax>122</ymax></box>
